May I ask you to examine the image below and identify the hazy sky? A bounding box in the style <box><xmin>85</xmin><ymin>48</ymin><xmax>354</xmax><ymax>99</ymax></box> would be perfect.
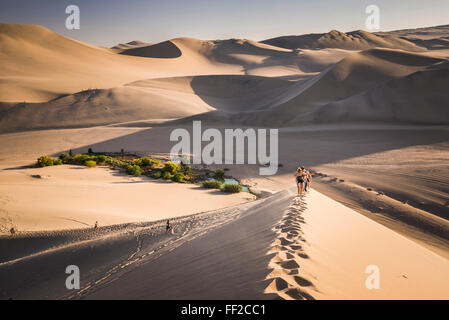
<box><xmin>1</xmin><ymin>0</ymin><xmax>448</xmax><ymax>47</ymax></box>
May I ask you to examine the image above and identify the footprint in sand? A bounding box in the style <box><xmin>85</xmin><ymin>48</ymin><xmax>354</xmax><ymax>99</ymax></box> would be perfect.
<box><xmin>264</xmin><ymin>196</ymin><xmax>315</xmax><ymax>300</ymax></box>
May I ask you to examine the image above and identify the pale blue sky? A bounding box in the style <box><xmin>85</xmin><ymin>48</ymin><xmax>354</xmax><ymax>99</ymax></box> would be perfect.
<box><xmin>1</xmin><ymin>0</ymin><xmax>448</xmax><ymax>47</ymax></box>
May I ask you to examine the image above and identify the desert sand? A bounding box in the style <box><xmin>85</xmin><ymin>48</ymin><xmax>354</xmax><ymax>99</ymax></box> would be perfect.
<box><xmin>0</xmin><ymin>23</ymin><xmax>448</xmax><ymax>299</ymax></box>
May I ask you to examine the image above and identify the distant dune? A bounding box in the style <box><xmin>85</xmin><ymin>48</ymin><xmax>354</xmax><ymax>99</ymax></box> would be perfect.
<box><xmin>377</xmin><ymin>24</ymin><xmax>449</xmax><ymax>40</ymax></box>
<box><xmin>119</xmin><ymin>40</ymin><xmax>182</xmax><ymax>58</ymax></box>
<box><xmin>0</xmin><ymin>23</ymin><xmax>448</xmax><ymax>128</ymax></box>
<box><xmin>111</xmin><ymin>40</ymin><xmax>151</xmax><ymax>50</ymax></box>
<box><xmin>261</xmin><ymin>29</ymin><xmax>427</xmax><ymax>51</ymax></box>
<box><xmin>0</xmin><ymin>75</ymin><xmax>295</xmax><ymax>132</ymax></box>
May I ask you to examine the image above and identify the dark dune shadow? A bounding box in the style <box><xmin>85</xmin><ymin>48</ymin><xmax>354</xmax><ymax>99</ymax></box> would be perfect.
<box><xmin>55</xmin><ymin>125</ymin><xmax>449</xmax><ymax>173</ymax></box>
<box><xmin>3</xmin><ymin>164</ymin><xmax>34</xmax><ymax>171</ymax></box>
<box><xmin>119</xmin><ymin>40</ymin><xmax>182</xmax><ymax>58</ymax></box>
<box><xmin>188</xmin><ymin>74</ymin><xmax>296</xmax><ymax>114</ymax></box>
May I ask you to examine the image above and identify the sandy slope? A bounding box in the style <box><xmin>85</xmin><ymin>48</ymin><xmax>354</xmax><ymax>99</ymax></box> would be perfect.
<box><xmin>0</xmin><ymin>25</ymin><xmax>239</xmax><ymax>102</ymax></box>
<box><xmin>186</xmin><ymin>48</ymin><xmax>449</xmax><ymax>126</ymax></box>
<box><xmin>261</xmin><ymin>29</ymin><xmax>428</xmax><ymax>51</ymax></box>
<box><xmin>1</xmin><ymin>124</ymin><xmax>447</xmax><ymax>259</ymax></box>
<box><xmin>0</xmin><ymin>24</ymin><xmax>323</xmax><ymax>103</ymax></box>
<box><xmin>0</xmin><ymin>164</ymin><xmax>254</xmax><ymax>232</ymax></box>
<box><xmin>0</xmin><ymin>75</ymin><xmax>297</xmax><ymax>132</ymax></box>
<box><xmin>1</xmin><ymin>189</ymin><xmax>448</xmax><ymax>300</ymax></box>
<box><xmin>110</xmin><ymin>40</ymin><xmax>151</xmax><ymax>50</ymax></box>
<box><xmin>266</xmin><ymin>190</ymin><xmax>449</xmax><ymax>299</ymax></box>
<box><xmin>377</xmin><ymin>24</ymin><xmax>449</xmax><ymax>40</ymax></box>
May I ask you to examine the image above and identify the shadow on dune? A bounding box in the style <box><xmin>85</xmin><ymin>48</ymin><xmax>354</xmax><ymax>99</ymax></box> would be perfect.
<box><xmin>189</xmin><ymin>74</ymin><xmax>295</xmax><ymax>112</ymax></box>
<box><xmin>119</xmin><ymin>40</ymin><xmax>182</xmax><ymax>58</ymax></box>
<box><xmin>56</xmin><ymin>125</ymin><xmax>449</xmax><ymax>173</ymax></box>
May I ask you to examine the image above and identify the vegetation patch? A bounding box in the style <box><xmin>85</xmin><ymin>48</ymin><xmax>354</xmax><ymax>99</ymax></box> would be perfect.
<box><xmin>35</xmin><ymin>152</ymin><xmax>249</xmax><ymax>194</ymax></box>
<box><xmin>201</xmin><ymin>179</ymin><xmax>223</xmax><ymax>189</ymax></box>
<box><xmin>85</xmin><ymin>160</ymin><xmax>97</xmax><ymax>168</ymax></box>
<box><xmin>221</xmin><ymin>183</ymin><xmax>242</xmax><ymax>193</ymax></box>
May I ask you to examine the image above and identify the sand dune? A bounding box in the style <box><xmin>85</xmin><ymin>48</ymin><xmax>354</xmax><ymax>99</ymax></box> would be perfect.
<box><xmin>261</xmin><ymin>29</ymin><xmax>428</xmax><ymax>51</ymax></box>
<box><xmin>311</xmin><ymin>67</ymin><xmax>449</xmax><ymax>124</ymax></box>
<box><xmin>377</xmin><ymin>24</ymin><xmax>449</xmax><ymax>40</ymax></box>
<box><xmin>1</xmin><ymin>24</ymin><xmax>342</xmax><ymax>104</ymax></box>
<box><xmin>0</xmin><ymin>85</ymin><xmax>213</xmax><ymax>132</ymax></box>
<box><xmin>271</xmin><ymin>49</ymin><xmax>448</xmax><ymax>124</ymax></box>
<box><xmin>0</xmin><ymin>25</ymin><xmax>240</xmax><ymax>102</ymax></box>
<box><xmin>119</xmin><ymin>40</ymin><xmax>182</xmax><ymax>58</ymax></box>
<box><xmin>1</xmin><ymin>189</ymin><xmax>448</xmax><ymax>300</ymax></box>
<box><xmin>111</xmin><ymin>40</ymin><xmax>151</xmax><ymax>50</ymax></box>
<box><xmin>189</xmin><ymin>48</ymin><xmax>448</xmax><ymax>126</ymax></box>
<box><xmin>281</xmin><ymin>48</ymin><xmax>443</xmax><ymax>105</ymax></box>
<box><xmin>0</xmin><ymin>75</ymin><xmax>297</xmax><ymax>132</ymax></box>
<box><xmin>0</xmin><ymin>164</ymin><xmax>254</xmax><ymax>233</ymax></box>
<box><xmin>11</xmin><ymin>43</ymin><xmax>442</xmax><ymax>132</ymax></box>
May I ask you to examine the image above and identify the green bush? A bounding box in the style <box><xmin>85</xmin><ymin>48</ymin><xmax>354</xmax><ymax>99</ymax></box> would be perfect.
<box><xmin>172</xmin><ymin>172</ymin><xmax>185</xmax><ymax>183</ymax></box>
<box><xmin>37</xmin><ymin>156</ymin><xmax>58</xmax><ymax>167</ymax></box>
<box><xmin>69</xmin><ymin>149</ymin><xmax>74</xmax><ymax>157</ymax></box>
<box><xmin>95</xmin><ymin>155</ymin><xmax>107</xmax><ymax>163</ymax></box>
<box><xmin>201</xmin><ymin>179</ymin><xmax>222</xmax><ymax>189</ymax></box>
<box><xmin>150</xmin><ymin>170</ymin><xmax>162</xmax><ymax>179</ymax></box>
<box><xmin>163</xmin><ymin>162</ymin><xmax>180</xmax><ymax>174</ymax></box>
<box><xmin>105</xmin><ymin>157</ymin><xmax>128</xmax><ymax>168</ymax></box>
<box><xmin>214</xmin><ymin>169</ymin><xmax>225</xmax><ymax>180</ymax></box>
<box><xmin>59</xmin><ymin>153</ymin><xmax>70</xmax><ymax>163</ymax></box>
<box><xmin>53</xmin><ymin>159</ymin><xmax>63</xmax><ymax>165</ymax></box>
<box><xmin>135</xmin><ymin>157</ymin><xmax>158</xmax><ymax>167</ymax></box>
<box><xmin>72</xmin><ymin>154</ymin><xmax>91</xmax><ymax>165</ymax></box>
<box><xmin>162</xmin><ymin>171</ymin><xmax>173</xmax><ymax>180</ymax></box>
<box><xmin>222</xmin><ymin>183</ymin><xmax>242</xmax><ymax>193</ymax></box>
<box><xmin>183</xmin><ymin>165</ymin><xmax>192</xmax><ymax>175</ymax></box>
<box><xmin>126</xmin><ymin>165</ymin><xmax>141</xmax><ymax>177</ymax></box>
<box><xmin>85</xmin><ymin>160</ymin><xmax>96</xmax><ymax>168</ymax></box>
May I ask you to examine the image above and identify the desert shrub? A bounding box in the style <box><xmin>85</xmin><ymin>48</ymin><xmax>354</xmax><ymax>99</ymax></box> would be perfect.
<box><xmin>95</xmin><ymin>155</ymin><xmax>107</xmax><ymax>163</ymax></box>
<box><xmin>85</xmin><ymin>160</ymin><xmax>96</xmax><ymax>168</ymax></box>
<box><xmin>172</xmin><ymin>172</ymin><xmax>185</xmax><ymax>183</ymax></box>
<box><xmin>37</xmin><ymin>156</ymin><xmax>56</xmax><ymax>167</ymax></box>
<box><xmin>53</xmin><ymin>159</ymin><xmax>63</xmax><ymax>165</ymax></box>
<box><xmin>59</xmin><ymin>153</ymin><xmax>70</xmax><ymax>163</ymax></box>
<box><xmin>72</xmin><ymin>154</ymin><xmax>91</xmax><ymax>165</ymax></box>
<box><xmin>214</xmin><ymin>169</ymin><xmax>225</xmax><ymax>180</ymax></box>
<box><xmin>183</xmin><ymin>165</ymin><xmax>192</xmax><ymax>175</ymax></box>
<box><xmin>88</xmin><ymin>148</ymin><xmax>93</xmax><ymax>154</ymax></box>
<box><xmin>135</xmin><ymin>157</ymin><xmax>158</xmax><ymax>167</ymax></box>
<box><xmin>150</xmin><ymin>170</ymin><xmax>162</xmax><ymax>179</ymax></box>
<box><xmin>222</xmin><ymin>183</ymin><xmax>242</xmax><ymax>193</ymax></box>
<box><xmin>162</xmin><ymin>171</ymin><xmax>173</xmax><ymax>180</ymax></box>
<box><xmin>126</xmin><ymin>165</ymin><xmax>141</xmax><ymax>177</ymax></box>
<box><xmin>105</xmin><ymin>157</ymin><xmax>128</xmax><ymax>168</ymax></box>
<box><xmin>69</xmin><ymin>149</ymin><xmax>74</xmax><ymax>157</ymax></box>
<box><xmin>201</xmin><ymin>179</ymin><xmax>222</xmax><ymax>189</ymax></box>
<box><xmin>163</xmin><ymin>162</ymin><xmax>180</xmax><ymax>174</ymax></box>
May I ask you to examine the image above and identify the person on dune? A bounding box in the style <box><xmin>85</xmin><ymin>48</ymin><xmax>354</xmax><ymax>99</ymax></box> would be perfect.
<box><xmin>304</xmin><ymin>168</ymin><xmax>314</xmax><ymax>192</ymax></box>
<box><xmin>166</xmin><ymin>219</ymin><xmax>172</xmax><ymax>233</ymax></box>
<box><xmin>296</xmin><ymin>166</ymin><xmax>307</xmax><ymax>194</ymax></box>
